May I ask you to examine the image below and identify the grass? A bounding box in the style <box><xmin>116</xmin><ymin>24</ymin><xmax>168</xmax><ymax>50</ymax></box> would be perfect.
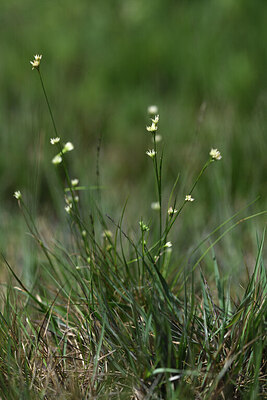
<box><xmin>0</xmin><ymin>56</ymin><xmax>266</xmax><ymax>399</ymax></box>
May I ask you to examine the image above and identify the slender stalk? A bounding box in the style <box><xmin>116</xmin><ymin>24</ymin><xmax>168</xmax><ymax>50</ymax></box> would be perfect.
<box><xmin>38</xmin><ymin>70</ymin><xmax>59</xmax><ymax>137</ymax></box>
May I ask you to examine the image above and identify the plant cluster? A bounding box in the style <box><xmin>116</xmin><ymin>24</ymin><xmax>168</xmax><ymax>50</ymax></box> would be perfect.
<box><xmin>0</xmin><ymin>55</ymin><xmax>266</xmax><ymax>400</ymax></box>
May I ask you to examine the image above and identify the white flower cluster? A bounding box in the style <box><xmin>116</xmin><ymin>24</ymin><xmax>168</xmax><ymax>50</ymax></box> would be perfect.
<box><xmin>185</xmin><ymin>195</ymin><xmax>194</xmax><ymax>202</ymax></box>
<box><xmin>51</xmin><ymin>140</ymin><xmax>74</xmax><ymax>165</ymax></box>
<box><xmin>146</xmin><ymin>149</ymin><xmax>156</xmax><ymax>158</ymax></box>
<box><xmin>146</xmin><ymin>114</ymin><xmax>160</xmax><ymax>133</ymax></box>
<box><xmin>30</xmin><ymin>54</ymin><xmax>42</xmax><ymax>70</ymax></box>
<box><xmin>209</xmin><ymin>148</ymin><xmax>222</xmax><ymax>161</ymax></box>
<box><xmin>50</xmin><ymin>137</ymin><xmax>60</xmax><ymax>145</ymax></box>
<box><xmin>14</xmin><ymin>190</ymin><xmax>22</xmax><ymax>200</ymax></box>
<box><xmin>168</xmin><ymin>207</ymin><xmax>178</xmax><ymax>216</ymax></box>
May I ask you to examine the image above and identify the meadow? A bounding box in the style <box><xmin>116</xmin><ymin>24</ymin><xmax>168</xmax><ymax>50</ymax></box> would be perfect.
<box><xmin>0</xmin><ymin>1</ymin><xmax>266</xmax><ymax>399</ymax></box>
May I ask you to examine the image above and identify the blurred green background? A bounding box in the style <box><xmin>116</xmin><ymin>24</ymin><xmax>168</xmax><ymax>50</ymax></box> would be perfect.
<box><xmin>1</xmin><ymin>0</ymin><xmax>266</xmax><ymax>282</ymax></box>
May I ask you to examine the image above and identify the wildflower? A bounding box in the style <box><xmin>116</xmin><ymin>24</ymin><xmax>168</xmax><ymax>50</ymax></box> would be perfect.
<box><xmin>168</xmin><ymin>207</ymin><xmax>178</xmax><ymax>216</ymax></box>
<box><xmin>71</xmin><ymin>178</ymin><xmax>79</xmax><ymax>187</ymax></box>
<box><xmin>209</xmin><ymin>148</ymin><xmax>222</xmax><ymax>161</ymax></box>
<box><xmin>154</xmin><ymin>134</ymin><xmax>162</xmax><ymax>143</ymax></box>
<box><xmin>74</xmin><ymin>196</ymin><xmax>79</xmax><ymax>203</ymax></box>
<box><xmin>146</xmin><ymin>149</ymin><xmax>156</xmax><ymax>158</ymax></box>
<box><xmin>65</xmin><ymin>204</ymin><xmax>72</xmax><ymax>214</ymax></box>
<box><xmin>52</xmin><ymin>154</ymin><xmax>62</xmax><ymax>164</ymax></box>
<box><xmin>30</xmin><ymin>54</ymin><xmax>42</xmax><ymax>70</ymax></box>
<box><xmin>14</xmin><ymin>190</ymin><xmax>22</xmax><ymax>200</ymax></box>
<box><xmin>82</xmin><ymin>230</ymin><xmax>87</xmax><ymax>237</ymax></box>
<box><xmin>165</xmin><ymin>241</ymin><xmax>172</xmax><ymax>248</ymax></box>
<box><xmin>185</xmin><ymin>195</ymin><xmax>194</xmax><ymax>202</ymax></box>
<box><xmin>50</xmin><ymin>137</ymin><xmax>60</xmax><ymax>145</ymax></box>
<box><xmin>151</xmin><ymin>115</ymin><xmax>159</xmax><ymax>124</ymax></box>
<box><xmin>62</xmin><ymin>142</ymin><xmax>74</xmax><ymax>153</ymax></box>
<box><xmin>151</xmin><ymin>201</ymin><xmax>160</xmax><ymax>211</ymax></box>
<box><xmin>146</xmin><ymin>122</ymin><xmax>158</xmax><ymax>132</ymax></box>
<box><xmin>148</xmin><ymin>105</ymin><xmax>158</xmax><ymax>115</ymax></box>
<box><xmin>139</xmin><ymin>220</ymin><xmax>150</xmax><ymax>232</ymax></box>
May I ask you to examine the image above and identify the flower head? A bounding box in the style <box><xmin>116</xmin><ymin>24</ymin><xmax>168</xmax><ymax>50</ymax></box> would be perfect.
<box><xmin>62</xmin><ymin>142</ymin><xmax>74</xmax><ymax>153</ymax></box>
<box><xmin>151</xmin><ymin>201</ymin><xmax>160</xmax><ymax>211</ymax></box>
<box><xmin>151</xmin><ymin>115</ymin><xmax>159</xmax><ymax>124</ymax></box>
<box><xmin>165</xmin><ymin>241</ymin><xmax>172</xmax><ymax>248</ymax></box>
<box><xmin>209</xmin><ymin>148</ymin><xmax>222</xmax><ymax>161</ymax></box>
<box><xmin>148</xmin><ymin>105</ymin><xmax>158</xmax><ymax>115</ymax></box>
<box><xmin>146</xmin><ymin>149</ymin><xmax>156</xmax><ymax>158</ymax></box>
<box><xmin>168</xmin><ymin>207</ymin><xmax>178</xmax><ymax>216</ymax></box>
<box><xmin>71</xmin><ymin>178</ymin><xmax>79</xmax><ymax>187</ymax></box>
<box><xmin>52</xmin><ymin>154</ymin><xmax>62</xmax><ymax>165</ymax></box>
<box><xmin>30</xmin><ymin>54</ymin><xmax>42</xmax><ymax>70</ymax></box>
<box><xmin>50</xmin><ymin>137</ymin><xmax>60</xmax><ymax>145</ymax></box>
<box><xmin>146</xmin><ymin>122</ymin><xmax>158</xmax><ymax>133</ymax></box>
<box><xmin>14</xmin><ymin>190</ymin><xmax>22</xmax><ymax>200</ymax></box>
<box><xmin>154</xmin><ymin>134</ymin><xmax>162</xmax><ymax>143</ymax></box>
<box><xmin>185</xmin><ymin>195</ymin><xmax>194</xmax><ymax>202</ymax></box>
<box><xmin>65</xmin><ymin>204</ymin><xmax>72</xmax><ymax>214</ymax></box>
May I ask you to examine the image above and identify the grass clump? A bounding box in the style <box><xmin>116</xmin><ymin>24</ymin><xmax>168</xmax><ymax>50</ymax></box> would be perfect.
<box><xmin>0</xmin><ymin>55</ymin><xmax>266</xmax><ymax>400</ymax></box>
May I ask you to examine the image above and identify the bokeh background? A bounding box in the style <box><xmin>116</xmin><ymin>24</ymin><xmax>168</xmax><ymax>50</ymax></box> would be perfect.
<box><xmin>1</xmin><ymin>0</ymin><xmax>266</xmax><ymax>284</ymax></box>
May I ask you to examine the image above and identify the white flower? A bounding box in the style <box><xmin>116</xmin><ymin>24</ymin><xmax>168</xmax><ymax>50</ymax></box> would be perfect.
<box><xmin>148</xmin><ymin>105</ymin><xmax>158</xmax><ymax>115</ymax></box>
<box><xmin>65</xmin><ymin>204</ymin><xmax>72</xmax><ymax>214</ymax></box>
<box><xmin>71</xmin><ymin>178</ymin><xmax>79</xmax><ymax>187</ymax></box>
<box><xmin>146</xmin><ymin>149</ymin><xmax>156</xmax><ymax>158</ymax></box>
<box><xmin>168</xmin><ymin>207</ymin><xmax>178</xmax><ymax>216</ymax></box>
<box><xmin>74</xmin><ymin>196</ymin><xmax>79</xmax><ymax>203</ymax></box>
<box><xmin>165</xmin><ymin>241</ymin><xmax>172</xmax><ymax>248</ymax></box>
<box><xmin>30</xmin><ymin>54</ymin><xmax>42</xmax><ymax>70</ymax></box>
<box><xmin>14</xmin><ymin>190</ymin><xmax>21</xmax><ymax>200</ymax></box>
<box><xmin>154</xmin><ymin>134</ymin><xmax>162</xmax><ymax>143</ymax></box>
<box><xmin>151</xmin><ymin>201</ymin><xmax>160</xmax><ymax>211</ymax></box>
<box><xmin>151</xmin><ymin>115</ymin><xmax>159</xmax><ymax>124</ymax></box>
<box><xmin>209</xmin><ymin>148</ymin><xmax>222</xmax><ymax>161</ymax></box>
<box><xmin>50</xmin><ymin>137</ymin><xmax>60</xmax><ymax>145</ymax></box>
<box><xmin>52</xmin><ymin>154</ymin><xmax>62</xmax><ymax>164</ymax></box>
<box><xmin>82</xmin><ymin>230</ymin><xmax>87</xmax><ymax>237</ymax></box>
<box><xmin>185</xmin><ymin>195</ymin><xmax>194</xmax><ymax>202</ymax></box>
<box><xmin>63</xmin><ymin>142</ymin><xmax>74</xmax><ymax>153</ymax></box>
<box><xmin>146</xmin><ymin>122</ymin><xmax>158</xmax><ymax>132</ymax></box>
